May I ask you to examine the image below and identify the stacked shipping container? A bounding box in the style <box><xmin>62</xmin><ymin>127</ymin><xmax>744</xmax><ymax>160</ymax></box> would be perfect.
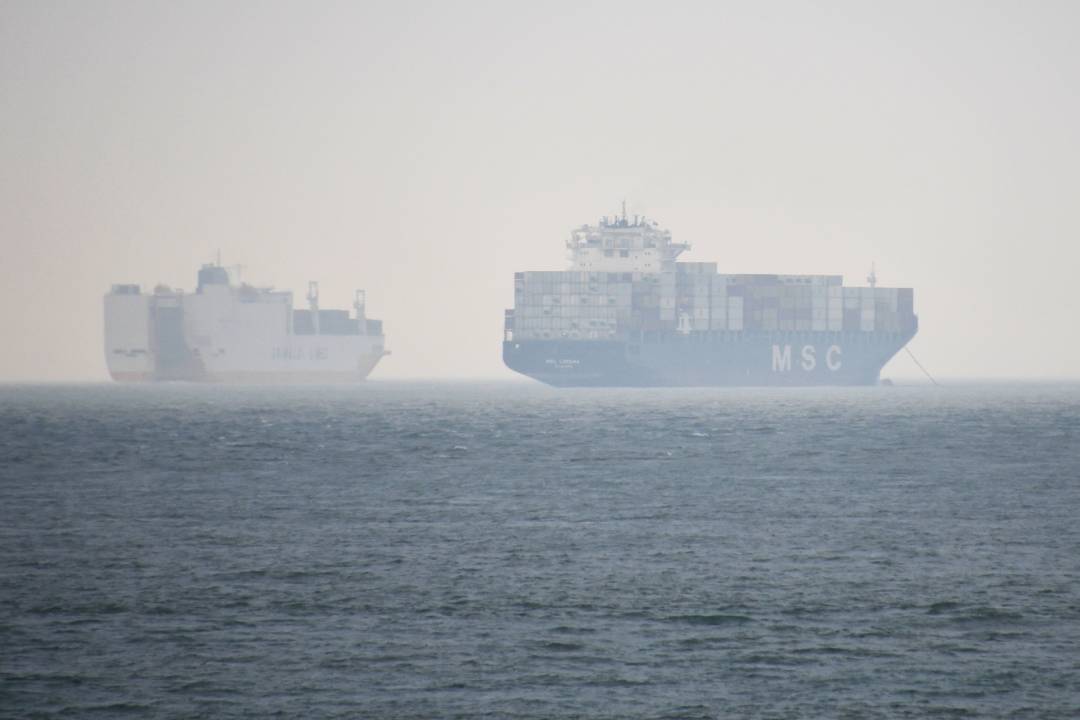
<box><xmin>510</xmin><ymin>266</ymin><xmax>915</xmax><ymax>341</ymax></box>
<box><xmin>511</xmin><ymin>271</ymin><xmax>630</xmax><ymax>341</ymax></box>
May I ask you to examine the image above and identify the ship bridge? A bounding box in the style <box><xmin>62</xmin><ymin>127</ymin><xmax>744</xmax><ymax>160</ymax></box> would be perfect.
<box><xmin>567</xmin><ymin>206</ymin><xmax>689</xmax><ymax>274</ymax></box>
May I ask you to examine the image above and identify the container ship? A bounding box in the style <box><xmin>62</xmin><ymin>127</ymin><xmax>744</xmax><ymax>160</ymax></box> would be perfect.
<box><xmin>105</xmin><ymin>263</ymin><xmax>387</xmax><ymax>382</ymax></box>
<box><xmin>503</xmin><ymin>208</ymin><xmax>917</xmax><ymax>386</ymax></box>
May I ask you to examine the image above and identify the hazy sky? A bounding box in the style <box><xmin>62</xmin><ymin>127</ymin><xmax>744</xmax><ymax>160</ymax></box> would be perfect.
<box><xmin>2</xmin><ymin>0</ymin><xmax>1078</xmax><ymax>381</ymax></box>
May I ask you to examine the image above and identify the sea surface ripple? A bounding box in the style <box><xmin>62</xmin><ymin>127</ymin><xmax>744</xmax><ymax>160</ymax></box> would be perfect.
<box><xmin>1</xmin><ymin>382</ymin><xmax>1079</xmax><ymax>718</ymax></box>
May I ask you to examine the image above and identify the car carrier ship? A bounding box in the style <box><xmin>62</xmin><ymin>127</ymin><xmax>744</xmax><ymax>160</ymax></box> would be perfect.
<box><xmin>105</xmin><ymin>263</ymin><xmax>387</xmax><ymax>382</ymax></box>
<box><xmin>503</xmin><ymin>208</ymin><xmax>917</xmax><ymax>386</ymax></box>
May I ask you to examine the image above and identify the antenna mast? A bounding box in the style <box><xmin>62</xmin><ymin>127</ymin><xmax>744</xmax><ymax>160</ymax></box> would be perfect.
<box><xmin>867</xmin><ymin>262</ymin><xmax>877</xmax><ymax>289</ymax></box>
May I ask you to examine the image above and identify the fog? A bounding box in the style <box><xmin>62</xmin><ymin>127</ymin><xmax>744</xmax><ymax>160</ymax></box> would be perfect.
<box><xmin>2</xmin><ymin>0</ymin><xmax>1078</xmax><ymax>382</ymax></box>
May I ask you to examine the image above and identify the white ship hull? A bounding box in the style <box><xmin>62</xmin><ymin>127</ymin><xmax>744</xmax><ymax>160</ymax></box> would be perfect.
<box><xmin>106</xmin><ymin>347</ymin><xmax>386</xmax><ymax>383</ymax></box>
<box><xmin>105</xmin><ymin>265</ymin><xmax>387</xmax><ymax>383</ymax></box>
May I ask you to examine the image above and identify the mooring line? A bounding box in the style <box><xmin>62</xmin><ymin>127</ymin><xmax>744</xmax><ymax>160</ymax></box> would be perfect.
<box><xmin>905</xmin><ymin>346</ymin><xmax>940</xmax><ymax>386</ymax></box>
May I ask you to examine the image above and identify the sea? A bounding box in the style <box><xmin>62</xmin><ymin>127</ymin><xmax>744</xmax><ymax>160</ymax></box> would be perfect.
<box><xmin>1</xmin><ymin>381</ymin><xmax>1078</xmax><ymax>719</ymax></box>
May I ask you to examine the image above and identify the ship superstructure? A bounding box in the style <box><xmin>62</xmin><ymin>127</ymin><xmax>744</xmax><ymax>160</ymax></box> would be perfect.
<box><xmin>105</xmin><ymin>263</ymin><xmax>387</xmax><ymax>382</ymax></box>
<box><xmin>503</xmin><ymin>209</ymin><xmax>917</xmax><ymax>386</ymax></box>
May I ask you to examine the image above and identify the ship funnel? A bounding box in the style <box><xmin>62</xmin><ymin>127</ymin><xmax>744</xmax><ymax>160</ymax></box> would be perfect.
<box><xmin>307</xmin><ymin>281</ymin><xmax>320</xmax><ymax>334</ymax></box>
<box><xmin>354</xmin><ymin>289</ymin><xmax>366</xmax><ymax>320</ymax></box>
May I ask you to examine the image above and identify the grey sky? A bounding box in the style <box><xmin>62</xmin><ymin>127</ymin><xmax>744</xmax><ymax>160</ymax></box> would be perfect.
<box><xmin>2</xmin><ymin>1</ymin><xmax>1078</xmax><ymax>380</ymax></box>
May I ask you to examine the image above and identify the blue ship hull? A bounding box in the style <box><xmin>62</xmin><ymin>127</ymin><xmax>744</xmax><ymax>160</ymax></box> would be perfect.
<box><xmin>503</xmin><ymin>329</ymin><xmax>916</xmax><ymax>387</ymax></box>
